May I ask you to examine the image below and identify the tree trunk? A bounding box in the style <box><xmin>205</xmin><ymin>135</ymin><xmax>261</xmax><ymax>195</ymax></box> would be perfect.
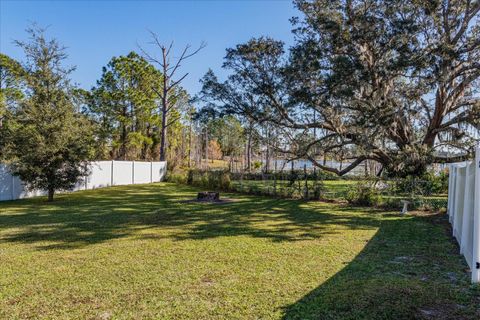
<box><xmin>246</xmin><ymin>130</ymin><xmax>252</xmax><ymax>172</ymax></box>
<box><xmin>188</xmin><ymin>121</ymin><xmax>192</xmax><ymax>168</ymax></box>
<box><xmin>205</xmin><ymin>129</ymin><xmax>209</xmax><ymax>169</ymax></box>
<box><xmin>159</xmin><ymin>103</ymin><xmax>167</xmax><ymax>161</ymax></box>
<box><xmin>120</xmin><ymin>105</ymin><xmax>128</xmax><ymax>160</ymax></box>
<box><xmin>264</xmin><ymin>126</ymin><xmax>270</xmax><ymax>173</ymax></box>
<box><xmin>159</xmin><ymin>47</ymin><xmax>169</xmax><ymax>162</ymax></box>
<box><xmin>47</xmin><ymin>188</ymin><xmax>55</xmax><ymax>202</ymax></box>
<box><xmin>423</xmin><ymin>87</ymin><xmax>446</xmax><ymax>147</ymax></box>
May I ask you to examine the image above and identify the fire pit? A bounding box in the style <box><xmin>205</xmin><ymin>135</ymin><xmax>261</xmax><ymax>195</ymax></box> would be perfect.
<box><xmin>197</xmin><ymin>192</ymin><xmax>220</xmax><ymax>202</ymax></box>
<box><xmin>179</xmin><ymin>192</ymin><xmax>237</xmax><ymax>205</ymax></box>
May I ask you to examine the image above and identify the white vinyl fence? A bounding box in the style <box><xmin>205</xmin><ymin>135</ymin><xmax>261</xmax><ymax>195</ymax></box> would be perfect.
<box><xmin>0</xmin><ymin>160</ymin><xmax>167</xmax><ymax>202</ymax></box>
<box><xmin>447</xmin><ymin>146</ymin><xmax>480</xmax><ymax>283</ymax></box>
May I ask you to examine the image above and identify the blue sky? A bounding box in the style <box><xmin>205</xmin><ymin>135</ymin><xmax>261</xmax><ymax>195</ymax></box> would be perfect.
<box><xmin>1</xmin><ymin>0</ymin><xmax>298</xmax><ymax>95</ymax></box>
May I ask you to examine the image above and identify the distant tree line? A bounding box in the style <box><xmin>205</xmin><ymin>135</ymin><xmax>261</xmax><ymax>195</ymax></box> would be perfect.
<box><xmin>2</xmin><ymin>0</ymin><xmax>478</xmax><ymax>200</ymax></box>
<box><xmin>0</xmin><ymin>26</ymin><xmax>263</xmax><ymax>200</ymax></box>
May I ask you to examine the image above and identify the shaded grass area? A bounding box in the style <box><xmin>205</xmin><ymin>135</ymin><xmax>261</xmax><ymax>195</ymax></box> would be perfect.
<box><xmin>0</xmin><ymin>183</ymin><xmax>477</xmax><ymax>319</ymax></box>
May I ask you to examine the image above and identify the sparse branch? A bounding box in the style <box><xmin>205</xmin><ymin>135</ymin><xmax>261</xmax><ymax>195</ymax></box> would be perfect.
<box><xmin>139</xmin><ymin>31</ymin><xmax>205</xmax><ymax>161</ymax></box>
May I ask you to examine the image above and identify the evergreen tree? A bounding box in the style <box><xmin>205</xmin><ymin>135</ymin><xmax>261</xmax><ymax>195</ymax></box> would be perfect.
<box><xmin>0</xmin><ymin>54</ymin><xmax>25</xmax><ymax>129</ymax></box>
<box><xmin>87</xmin><ymin>52</ymin><xmax>161</xmax><ymax>160</ymax></box>
<box><xmin>1</xmin><ymin>26</ymin><xmax>94</xmax><ymax>201</ymax></box>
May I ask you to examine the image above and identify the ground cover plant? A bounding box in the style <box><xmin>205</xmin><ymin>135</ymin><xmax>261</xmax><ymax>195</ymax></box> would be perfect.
<box><xmin>0</xmin><ymin>183</ymin><xmax>478</xmax><ymax>319</ymax></box>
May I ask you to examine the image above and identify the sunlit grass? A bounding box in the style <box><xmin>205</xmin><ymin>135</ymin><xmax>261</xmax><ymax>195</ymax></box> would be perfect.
<box><xmin>0</xmin><ymin>183</ymin><xmax>477</xmax><ymax>319</ymax></box>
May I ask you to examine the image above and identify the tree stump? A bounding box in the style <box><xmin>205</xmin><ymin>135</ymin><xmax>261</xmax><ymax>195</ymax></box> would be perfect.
<box><xmin>197</xmin><ymin>192</ymin><xmax>220</xmax><ymax>201</ymax></box>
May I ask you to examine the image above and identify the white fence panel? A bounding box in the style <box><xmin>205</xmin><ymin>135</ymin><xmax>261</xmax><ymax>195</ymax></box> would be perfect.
<box><xmin>133</xmin><ymin>161</ymin><xmax>151</xmax><ymax>184</ymax></box>
<box><xmin>0</xmin><ymin>164</ymin><xmax>46</xmax><ymax>200</ymax></box>
<box><xmin>152</xmin><ymin>162</ymin><xmax>167</xmax><ymax>182</ymax></box>
<box><xmin>448</xmin><ymin>146</ymin><xmax>480</xmax><ymax>283</ymax></box>
<box><xmin>473</xmin><ymin>146</ymin><xmax>480</xmax><ymax>283</ymax></box>
<box><xmin>453</xmin><ymin>166</ymin><xmax>466</xmax><ymax>241</ymax></box>
<box><xmin>461</xmin><ymin>162</ymin><xmax>475</xmax><ymax>267</ymax></box>
<box><xmin>112</xmin><ymin>161</ymin><xmax>134</xmax><ymax>186</ymax></box>
<box><xmin>0</xmin><ymin>165</ymin><xmax>15</xmax><ymax>201</ymax></box>
<box><xmin>86</xmin><ymin>161</ymin><xmax>113</xmax><ymax>189</ymax></box>
<box><xmin>0</xmin><ymin>160</ymin><xmax>166</xmax><ymax>201</ymax></box>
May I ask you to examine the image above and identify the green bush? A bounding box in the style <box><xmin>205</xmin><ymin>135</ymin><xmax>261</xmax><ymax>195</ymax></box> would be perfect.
<box><xmin>166</xmin><ymin>171</ymin><xmax>188</xmax><ymax>184</ymax></box>
<box><xmin>379</xmin><ymin>198</ymin><xmax>401</xmax><ymax>210</ymax></box>
<box><xmin>316</xmin><ymin>170</ymin><xmax>339</xmax><ymax>180</ymax></box>
<box><xmin>422</xmin><ymin>170</ymin><xmax>449</xmax><ymax>194</ymax></box>
<box><xmin>346</xmin><ymin>182</ymin><xmax>380</xmax><ymax>207</ymax></box>
<box><xmin>186</xmin><ymin>169</ymin><xmax>231</xmax><ymax>191</ymax></box>
<box><xmin>311</xmin><ymin>183</ymin><xmax>325</xmax><ymax>200</ymax></box>
<box><xmin>392</xmin><ymin>170</ymin><xmax>449</xmax><ymax>195</ymax></box>
<box><xmin>253</xmin><ymin>161</ymin><xmax>263</xmax><ymax>170</ymax></box>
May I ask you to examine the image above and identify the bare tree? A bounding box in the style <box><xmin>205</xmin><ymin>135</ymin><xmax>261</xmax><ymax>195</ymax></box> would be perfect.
<box><xmin>140</xmin><ymin>32</ymin><xmax>205</xmax><ymax>161</ymax></box>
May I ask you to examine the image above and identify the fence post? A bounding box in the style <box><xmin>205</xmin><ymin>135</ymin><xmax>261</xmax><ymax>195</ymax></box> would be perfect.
<box><xmin>132</xmin><ymin>161</ymin><xmax>135</xmax><ymax>184</ymax></box>
<box><xmin>453</xmin><ymin>166</ymin><xmax>466</xmax><ymax>240</ymax></box>
<box><xmin>449</xmin><ymin>166</ymin><xmax>458</xmax><ymax>224</ymax></box>
<box><xmin>472</xmin><ymin>146</ymin><xmax>480</xmax><ymax>283</ymax></box>
<box><xmin>447</xmin><ymin>165</ymin><xmax>454</xmax><ymax>217</ymax></box>
<box><xmin>111</xmin><ymin>160</ymin><xmax>114</xmax><ymax>186</ymax></box>
<box><xmin>461</xmin><ymin>162</ymin><xmax>474</xmax><ymax>254</ymax></box>
<box><xmin>150</xmin><ymin>161</ymin><xmax>153</xmax><ymax>183</ymax></box>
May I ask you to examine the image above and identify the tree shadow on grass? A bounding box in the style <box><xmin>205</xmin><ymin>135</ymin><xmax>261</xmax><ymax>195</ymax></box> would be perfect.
<box><xmin>281</xmin><ymin>212</ymin><xmax>480</xmax><ymax>320</ymax></box>
<box><xmin>0</xmin><ymin>183</ymin><xmax>381</xmax><ymax>250</ymax></box>
<box><xmin>1</xmin><ymin>184</ymin><xmax>477</xmax><ymax>317</ymax></box>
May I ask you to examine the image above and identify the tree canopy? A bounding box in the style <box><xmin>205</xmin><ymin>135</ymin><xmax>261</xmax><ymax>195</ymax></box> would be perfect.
<box><xmin>1</xmin><ymin>26</ymin><xmax>94</xmax><ymax>201</ymax></box>
<box><xmin>202</xmin><ymin>0</ymin><xmax>480</xmax><ymax>177</ymax></box>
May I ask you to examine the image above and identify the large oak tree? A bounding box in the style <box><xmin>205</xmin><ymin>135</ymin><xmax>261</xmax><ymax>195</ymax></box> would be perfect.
<box><xmin>202</xmin><ymin>0</ymin><xmax>480</xmax><ymax>177</ymax></box>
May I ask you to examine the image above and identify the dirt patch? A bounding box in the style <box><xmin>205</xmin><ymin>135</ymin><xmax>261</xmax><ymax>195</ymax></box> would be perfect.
<box><xmin>179</xmin><ymin>198</ymin><xmax>240</xmax><ymax>205</ymax></box>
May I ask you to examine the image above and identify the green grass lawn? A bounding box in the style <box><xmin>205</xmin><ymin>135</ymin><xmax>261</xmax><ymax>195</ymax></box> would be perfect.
<box><xmin>0</xmin><ymin>183</ymin><xmax>478</xmax><ymax>319</ymax></box>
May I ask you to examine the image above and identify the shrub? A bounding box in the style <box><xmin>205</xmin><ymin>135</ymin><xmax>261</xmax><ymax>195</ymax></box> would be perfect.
<box><xmin>185</xmin><ymin>169</ymin><xmax>231</xmax><ymax>191</ymax></box>
<box><xmin>316</xmin><ymin>170</ymin><xmax>339</xmax><ymax>180</ymax></box>
<box><xmin>392</xmin><ymin>170</ymin><xmax>449</xmax><ymax>196</ymax></box>
<box><xmin>422</xmin><ymin>170</ymin><xmax>449</xmax><ymax>194</ymax></box>
<box><xmin>346</xmin><ymin>182</ymin><xmax>380</xmax><ymax>206</ymax></box>
<box><xmin>166</xmin><ymin>171</ymin><xmax>188</xmax><ymax>184</ymax></box>
<box><xmin>253</xmin><ymin>161</ymin><xmax>263</xmax><ymax>170</ymax></box>
<box><xmin>380</xmin><ymin>198</ymin><xmax>401</xmax><ymax>210</ymax></box>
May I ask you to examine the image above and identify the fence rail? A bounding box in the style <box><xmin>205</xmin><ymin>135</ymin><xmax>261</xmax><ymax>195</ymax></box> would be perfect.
<box><xmin>0</xmin><ymin>160</ymin><xmax>167</xmax><ymax>201</ymax></box>
<box><xmin>448</xmin><ymin>146</ymin><xmax>480</xmax><ymax>283</ymax></box>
